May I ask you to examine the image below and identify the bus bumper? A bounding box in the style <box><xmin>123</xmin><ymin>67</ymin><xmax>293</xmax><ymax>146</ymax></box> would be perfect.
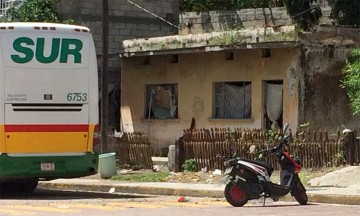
<box><xmin>0</xmin><ymin>153</ymin><xmax>98</xmax><ymax>180</ymax></box>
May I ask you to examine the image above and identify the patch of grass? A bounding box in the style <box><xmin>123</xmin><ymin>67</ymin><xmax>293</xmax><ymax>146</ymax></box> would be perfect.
<box><xmin>110</xmin><ymin>171</ymin><xmax>170</xmax><ymax>182</ymax></box>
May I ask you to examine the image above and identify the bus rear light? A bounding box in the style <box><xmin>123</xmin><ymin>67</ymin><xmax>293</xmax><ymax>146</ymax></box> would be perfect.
<box><xmin>0</xmin><ymin>26</ymin><xmax>14</xmax><ymax>30</ymax></box>
<box><xmin>34</xmin><ymin>26</ymin><xmax>56</xmax><ymax>30</ymax></box>
<box><xmin>93</xmin><ymin>124</ymin><xmax>100</xmax><ymax>146</ymax></box>
<box><xmin>74</xmin><ymin>28</ymin><xmax>81</xmax><ymax>32</ymax></box>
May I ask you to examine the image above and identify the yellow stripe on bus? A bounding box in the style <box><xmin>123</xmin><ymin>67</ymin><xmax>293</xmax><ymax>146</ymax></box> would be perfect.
<box><xmin>5</xmin><ymin>132</ymin><xmax>88</xmax><ymax>153</ymax></box>
<box><xmin>88</xmin><ymin>124</ymin><xmax>96</xmax><ymax>152</ymax></box>
<box><xmin>0</xmin><ymin>125</ymin><xmax>5</xmax><ymax>152</ymax></box>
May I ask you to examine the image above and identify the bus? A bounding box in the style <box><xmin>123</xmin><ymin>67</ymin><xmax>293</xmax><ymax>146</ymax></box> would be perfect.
<box><xmin>0</xmin><ymin>22</ymin><xmax>99</xmax><ymax>194</ymax></box>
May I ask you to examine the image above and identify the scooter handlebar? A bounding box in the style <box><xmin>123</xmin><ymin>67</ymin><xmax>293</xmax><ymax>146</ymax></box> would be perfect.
<box><xmin>257</xmin><ymin>135</ymin><xmax>291</xmax><ymax>156</ymax></box>
<box><xmin>221</xmin><ymin>134</ymin><xmax>291</xmax><ymax>160</ymax></box>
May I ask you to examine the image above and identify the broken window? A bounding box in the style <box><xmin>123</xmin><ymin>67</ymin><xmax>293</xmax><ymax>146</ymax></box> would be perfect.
<box><xmin>145</xmin><ymin>84</ymin><xmax>178</xmax><ymax>119</ymax></box>
<box><xmin>213</xmin><ymin>81</ymin><xmax>252</xmax><ymax>119</ymax></box>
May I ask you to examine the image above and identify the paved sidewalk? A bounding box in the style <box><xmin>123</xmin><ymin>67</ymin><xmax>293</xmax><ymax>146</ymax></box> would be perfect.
<box><xmin>38</xmin><ymin>178</ymin><xmax>360</xmax><ymax>205</ymax></box>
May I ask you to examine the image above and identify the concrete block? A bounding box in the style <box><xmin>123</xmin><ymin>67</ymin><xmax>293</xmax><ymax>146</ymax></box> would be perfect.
<box><xmin>114</xmin><ymin>10</ymin><xmax>125</xmax><ymax>16</ymax></box>
<box><xmin>246</xmin><ymin>14</ymin><xmax>255</xmax><ymax>21</ymax></box>
<box><xmin>110</xmin><ymin>28</ymin><xmax>120</xmax><ymax>36</ymax></box>
<box><xmin>152</xmin><ymin>157</ymin><xmax>168</xmax><ymax>166</ymax></box>
<box><xmin>168</xmin><ymin>145</ymin><xmax>175</xmax><ymax>171</ymax></box>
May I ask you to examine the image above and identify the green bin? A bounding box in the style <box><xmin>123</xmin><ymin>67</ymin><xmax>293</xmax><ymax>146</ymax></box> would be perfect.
<box><xmin>98</xmin><ymin>152</ymin><xmax>117</xmax><ymax>179</ymax></box>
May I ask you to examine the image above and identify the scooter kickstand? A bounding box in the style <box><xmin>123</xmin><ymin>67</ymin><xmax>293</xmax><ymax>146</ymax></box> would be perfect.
<box><xmin>263</xmin><ymin>197</ymin><xmax>266</xmax><ymax>206</ymax></box>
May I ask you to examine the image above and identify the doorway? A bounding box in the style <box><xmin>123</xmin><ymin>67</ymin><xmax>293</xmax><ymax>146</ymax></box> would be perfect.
<box><xmin>263</xmin><ymin>80</ymin><xmax>283</xmax><ymax>130</ymax></box>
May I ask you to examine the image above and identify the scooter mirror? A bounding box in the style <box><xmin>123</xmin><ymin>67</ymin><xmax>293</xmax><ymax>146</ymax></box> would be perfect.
<box><xmin>249</xmin><ymin>145</ymin><xmax>256</xmax><ymax>153</ymax></box>
<box><xmin>283</xmin><ymin>123</ymin><xmax>289</xmax><ymax>133</ymax></box>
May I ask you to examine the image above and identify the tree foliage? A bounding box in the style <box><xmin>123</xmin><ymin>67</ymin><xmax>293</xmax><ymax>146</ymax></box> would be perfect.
<box><xmin>179</xmin><ymin>0</ymin><xmax>284</xmax><ymax>12</ymax></box>
<box><xmin>329</xmin><ymin>0</ymin><xmax>360</xmax><ymax>26</ymax></box>
<box><xmin>6</xmin><ymin>0</ymin><xmax>73</xmax><ymax>23</ymax></box>
<box><xmin>180</xmin><ymin>0</ymin><xmax>321</xmax><ymax>31</ymax></box>
<box><xmin>283</xmin><ymin>0</ymin><xmax>322</xmax><ymax>31</ymax></box>
<box><xmin>340</xmin><ymin>49</ymin><xmax>360</xmax><ymax>115</ymax></box>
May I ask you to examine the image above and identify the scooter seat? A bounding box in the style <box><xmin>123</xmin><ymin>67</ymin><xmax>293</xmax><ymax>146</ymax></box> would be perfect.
<box><xmin>240</xmin><ymin>158</ymin><xmax>274</xmax><ymax>176</ymax></box>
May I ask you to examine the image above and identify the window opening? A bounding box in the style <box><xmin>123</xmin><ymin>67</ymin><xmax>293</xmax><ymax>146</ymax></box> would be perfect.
<box><xmin>213</xmin><ymin>81</ymin><xmax>252</xmax><ymax>119</ymax></box>
<box><xmin>145</xmin><ymin>84</ymin><xmax>178</xmax><ymax>119</ymax></box>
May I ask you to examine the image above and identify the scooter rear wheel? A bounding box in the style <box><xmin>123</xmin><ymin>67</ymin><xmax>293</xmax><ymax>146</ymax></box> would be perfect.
<box><xmin>292</xmin><ymin>181</ymin><xmax>308</xmax><ymax>205</ymax></box>
<box><xmin>224</xmin><ymin>182</ymin><xmax>248</xmax><ymax>207</ymax></box>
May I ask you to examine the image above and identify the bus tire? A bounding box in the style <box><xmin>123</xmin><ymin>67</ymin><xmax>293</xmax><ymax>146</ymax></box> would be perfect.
<box><xmin>0</xmin><ymin>181</ymin><xmax>22</xmax><ymax>194</ymax></box>
<box><xmin>20</xmin><ymin>178</ymin><xmax>38</xmax><ymax>194</ymax></box>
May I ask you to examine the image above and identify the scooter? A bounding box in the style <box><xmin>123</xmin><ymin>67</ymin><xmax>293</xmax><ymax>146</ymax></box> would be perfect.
<box><xmin>221</xmin><ymin>124</ymin><xmax>308</xmax><ymax>207</ymax></box>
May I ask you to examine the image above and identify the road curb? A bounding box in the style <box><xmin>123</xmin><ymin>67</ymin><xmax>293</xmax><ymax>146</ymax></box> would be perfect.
<box><xmin>281</xmin><ymin>193</ymin><xmax>360</xmax><ymax>205</ymax></box>
<box><xmin>308</xmin><ymin>194</ymin><xmax>360</xmax><ymax>205</ymax></box>
<box><xmin>38</xmin><ymin>182</ymin><xmax>224</xmax><ymax>198</ymax></box>
<box><xmin>38</xmin><ymin>182</ymin><xmax>360</xmax><ymax>205</ymax></box>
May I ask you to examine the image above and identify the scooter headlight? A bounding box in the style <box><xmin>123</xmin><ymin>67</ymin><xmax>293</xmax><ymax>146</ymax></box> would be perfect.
<box><xmin>224</xmin><ymin>158</ymin><xmax>237</xmax><ymax>167</ymax></box>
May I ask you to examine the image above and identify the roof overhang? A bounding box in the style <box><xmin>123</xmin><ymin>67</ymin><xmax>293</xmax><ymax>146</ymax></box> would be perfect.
<box><xmin>121</xmin><ymin>26</ymin><xmax>298</xmax><ymax>58</ymax></box>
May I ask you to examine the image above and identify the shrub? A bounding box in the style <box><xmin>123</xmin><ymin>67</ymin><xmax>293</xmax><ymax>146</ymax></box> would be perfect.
<box><xmin>181</xmin><ymin>159</ymin><xmax>197</xmax><ymax>172</ymax></box>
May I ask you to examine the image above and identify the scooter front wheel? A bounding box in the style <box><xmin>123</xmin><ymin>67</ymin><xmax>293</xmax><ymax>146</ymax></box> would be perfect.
<box><xmin>224</xmin><ymin>182</ymin><xmax>248</xmax><ymax>207</ymax></box>
<box><xmin>292</xmin><ymin>181</ymin><xmax>308</xmax><ymax>205</ymax></box>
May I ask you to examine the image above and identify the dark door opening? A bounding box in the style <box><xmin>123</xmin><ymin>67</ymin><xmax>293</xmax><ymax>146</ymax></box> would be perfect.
<box><xmin>263</xmin><ymin>80</ymin><xmax>283</xmax><ymax>131</ymax></box>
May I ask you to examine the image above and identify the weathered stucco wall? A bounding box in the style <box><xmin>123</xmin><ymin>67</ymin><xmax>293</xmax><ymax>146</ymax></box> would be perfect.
<box><xmin>121</xmin><ymin>48</ymin><xmax>300</xmax><ymax>153</ymax></box>
<box><xmin>299</xmin><ymin>26</ymin><xmax>360</xmax><ymax>132</ymax></box>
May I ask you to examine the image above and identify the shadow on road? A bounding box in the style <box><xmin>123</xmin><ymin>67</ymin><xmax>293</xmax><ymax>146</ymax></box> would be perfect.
<box><xmin>248</xmin><ymin>203</ymin><xmax>318</xmax><ymax>208</ymax></box>
<box><xmin>0</xmin><ymin>188</ymin><xmax>153</xmax><ymax>200</ymax></box>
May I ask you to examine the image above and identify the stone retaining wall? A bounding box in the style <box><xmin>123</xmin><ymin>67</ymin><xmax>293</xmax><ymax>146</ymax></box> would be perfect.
<box><xmin>179</xmin><ymin>6</ymin><xmax>332</xmax><ymax>35</ymax></box>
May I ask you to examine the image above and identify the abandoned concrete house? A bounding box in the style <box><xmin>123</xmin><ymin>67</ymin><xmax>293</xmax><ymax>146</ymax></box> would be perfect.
<box><xmin>55</xmin><ymin>0</ymin><xmax>180</xmax><ymax>131</ymax></box>
<box><xmin>120</xmin><ymin>6</ymin><xmax>360</xmax><ymax>154</ymax></box>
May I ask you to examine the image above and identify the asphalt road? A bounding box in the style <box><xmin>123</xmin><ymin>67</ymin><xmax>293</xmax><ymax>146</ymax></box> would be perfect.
<box><xmin>0</xmin><ymin>189</ymin><xmax>359</xmax><ymax>216</ymax></box>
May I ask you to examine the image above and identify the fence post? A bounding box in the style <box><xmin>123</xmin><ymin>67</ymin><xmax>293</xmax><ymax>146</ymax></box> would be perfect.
<box><xmin>176</xmin><ymin>137</ymin><xmax>185</xmax><ymax>172</ymax></box>
<box><xmin>355</xmin><ymin>130</ymin><xmax>359</xmax><ymax>165</ymax></box>
<box><xmin>343</xmin><ymin>131</ymin><xmax>356</xmax><ymax>165</ymax></box>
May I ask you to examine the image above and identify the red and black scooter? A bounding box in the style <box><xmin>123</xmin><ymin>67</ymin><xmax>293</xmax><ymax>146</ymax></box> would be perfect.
<box><xmin>222</xmin><ymin>124</ymin><xmax>308</xmax><ymax>207</ymax></box>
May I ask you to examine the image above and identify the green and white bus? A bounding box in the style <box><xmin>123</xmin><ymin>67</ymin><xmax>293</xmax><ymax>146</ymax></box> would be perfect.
<box><xmin>0</xmin><ymin>22</ymin><xmax>99</xmax><ymax>194</ymax></box>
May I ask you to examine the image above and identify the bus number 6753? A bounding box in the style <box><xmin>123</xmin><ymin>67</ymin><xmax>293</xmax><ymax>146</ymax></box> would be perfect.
<box><xmin>67</xmin><ymin>93</ymin><xmax>87</xmax><ymax>101</ymax></box>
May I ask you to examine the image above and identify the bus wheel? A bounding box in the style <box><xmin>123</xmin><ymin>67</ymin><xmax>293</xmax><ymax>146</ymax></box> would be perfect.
<box><xmin>20</xmin><ymin>178</ymin><xmax>38</xmax><ymax>194</ymax></box>
<box><xmin>0</xmin><ymin>182</ymin><xmax>22</xmax><ymax>194</ymax></box>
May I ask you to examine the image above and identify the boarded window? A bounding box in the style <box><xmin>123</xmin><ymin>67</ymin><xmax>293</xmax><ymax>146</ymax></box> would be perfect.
<box><xmin>213</xmin><ymin>82</ymin><xmax>252</xmax><ymax>119</ymax></box>
<box><xmin>145</xmin><ymin>84</ymin><xmax>178</xmax><ymax>119</ymax></box>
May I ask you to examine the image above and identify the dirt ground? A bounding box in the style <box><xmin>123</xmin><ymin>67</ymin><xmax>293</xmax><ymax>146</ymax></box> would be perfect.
<box><xmin>90</xmin><ymin>164</ymin><xmax>344</xmax><ymax>186</ymax></box>
<box><xmin>165</xmin><ymin>170</ymin><xmax>223</xmax><ymax>184</ymax></box>
<box><xmin>163</xmin><ymin>166</ymin><xmax>343</xmax><ymax>186</ymax></box>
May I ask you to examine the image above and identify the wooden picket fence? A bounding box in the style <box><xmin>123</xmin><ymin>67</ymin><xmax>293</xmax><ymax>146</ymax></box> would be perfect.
<box><xmin>179</xmin><ymin>128</ymin><xmax>355</xmax><ymax>171</ymax></box>
<box><xmin>108</xmin><ymin>132</ymin><xmax>154</xmax><ymax>169</ymax></box>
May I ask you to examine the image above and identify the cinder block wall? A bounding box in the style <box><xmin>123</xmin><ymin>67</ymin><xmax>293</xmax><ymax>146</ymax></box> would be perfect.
<box><xmin>56</xmin><ymin>0</ymin><xmax>180</xmax><ymax>73</ymax></box>
<box><xmin>179</xmin><ymin>6</ymin><xmax>332</xmax><ymax>35</ymax></box>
